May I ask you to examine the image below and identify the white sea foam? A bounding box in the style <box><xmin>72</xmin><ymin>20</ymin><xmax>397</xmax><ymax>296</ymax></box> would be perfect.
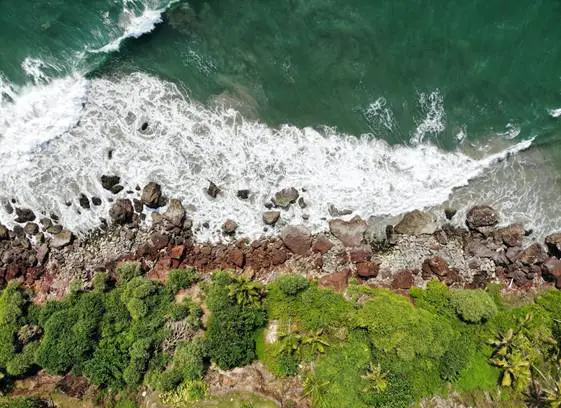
<box><xmin>0</xmin><ymin>72</ymin><xmax>538</xmax><ymax>242</ymax></box>
<box><xmin>410</xmin><ymin>90</ymin><xmax>446</xmax><ymax>144</ymax></box>
<box><xmin>364</xmin><ymin>97</ymin><xmax>395</xmax><ymax>132</ymax></box>
<box><xmin>549</xmin><ymin>108</ymin><xmax>561</xmax><ymax>118</ymax></box>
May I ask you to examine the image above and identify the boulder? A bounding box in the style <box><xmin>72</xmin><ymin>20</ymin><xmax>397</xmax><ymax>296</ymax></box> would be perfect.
<box><xmin>15</xmin><ymin>208</ymin><xmax>35</xmax><ymax>223</ymax></box>
<box><xmin>328</xmin><ymin>216</ymin><xmax>367</xmax><ymax>247</ymax></box>
<box><xmin>356</xmin><ymin>261</ymin><xmax>379</xmax><ymax>279</ymax></box>
<box><xmin>50</xmin><ymin>230</ymin><xmax>73</xmax><ymax>249</ymax></box>
<box><xmin>545</xmin><ymin>232</ymin><xmax>561</xmax><ymax>257</ymax></box>
<box><xmin>263</xmin><ymin>211</ymin><xmax>280</xmax><ymax>226</ymax></box>
<box><xmin>496</xmin><ymin>224</ymin><xmax>524</xmax><ymax>248</ymax></box>
<box><xmin>78</xmin><ymin>194</ymin><xmax>90</xmax><ymax>209</ymax></box>
<box><xmin>297</xmin><ymin>197</ymin><xmax>307</xmax><ymax>209</ymax></box>
<box><xmin>133</xmin><ymin>198</ymin><xmax>143</xmax><ymax>213</ymax></box>
<box><xmin>542</xmin><ymin>258</ymin><xmax>561</xmax><ymax>281</ymax></box>
<box><xmin>23</xmin><ymin>223</ymin><xmax>39</xmax><ymax>235</ymax></box>
<box><xmin>164</xmin><ymin>199</ymin><xmax>185</xmax><ymax>227</ymax></box>
<box><xmin>0</xmin><ymin>224</ymin><xmax>9</xmax><ymax>240</ymax></box>
<box><xmin>110</xmin><ymin>185</ymin><xmax>124</xmax><ymax>194</ymax></box>
<box><xmin>222</xmin><ymin>219</ymin><xmax>238</xmax><ymax>235</ymax></box>
<box><xmin>92</xmin><ymin>197</ymin><xmax>102</xmax><ymax>206</ymax></box>
<box><xmin>319</xmin><ymin>269</ymin><xmax>350</xmax><ymax>292</ymax></box>
<box><xmin>280</xmin><ymin>225</ymin><xmax>312</xmax><ymax>255</ymax></box>
<box><xmin>237</xmin><ymin>189</ymin><xmax>250</xmax><ymax>199</ymax></box>
<box><xmin>46</xmin><ymin>225</ymin><xmax>63</xmax><ymax>234</ymax></box>
<box><xmin>517</xmin><ymin>243</ymin><xmax>548</xmax><ymax>266</ymax></box>
<box><xmin>207</xmin><ymin>181</ymin><xmax>220</xmax><ymax>198</ymax></box>
<box><xmin>141</xmin><ymin>182</ymin><xmax>162</xmax><ymax>208</ymax></box>
<box><xmin>272</xmin><ymin>187</ymin><xmax>299</xmax><ymax>209</ymax></box>
<box><xmin>40</xmin><ymin>218</ymin><xmax>52</xmax><ymax>230</ymax></box>
<box><xmin>391</xmin><ymin>269</ymin><xmax>415</xmax><ymax>289</ymax></box>
<box><xmin>312</xmin><ymin>234</ymin><xmax>334</xmax><ymax>254</ymax></box>
<box><xmin>394</xmin><ymin>210</ymin><xmax>437</xmax><ymax>235</ymax></box>
<box><xmin>328</xmin><ymin>204</ymin><xmax>352</xmax><ymax>217</ymax></box>
<box><xmin>150</xmin><ymin>232</ymin><xmax>169</xmax><ymax>251</ymax></box>
<box><xmin>466</xmin><ymin>205</ymin><xmax>499</xmax><ymax>230</ymax></box>
<box><xmin>109</xmin><ymin>199</ymin><xmax>134</xmax><ymax>225</ymax></box>
<box><xmin>422</xmin><ymin>256</ymin><xmax>451</xmax><ymax>279</ymax></box>
<box><xmin>444</xmin><ymin>208</ymin><xmax>457</xmax><ymax>220</ymax></box>
<box><xmin>101</xmin><ymin>175</ymin><xmax>120</xmax><ymax>191</ymax></box>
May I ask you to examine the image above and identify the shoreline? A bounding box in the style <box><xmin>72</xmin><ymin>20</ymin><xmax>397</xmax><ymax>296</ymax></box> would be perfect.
<box><xmin>2</xmin><ymin>179</ymin><xmax>561</xmax><ymax>301</ymax></box>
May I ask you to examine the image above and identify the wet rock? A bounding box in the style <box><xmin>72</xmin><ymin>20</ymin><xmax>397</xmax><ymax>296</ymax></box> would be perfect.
<box><xmin>101</xmin><ymin>175</ymin><xmax>120</xmax><ymax>191</ymax></box>
<box><xmin>34</xmin><ymin>232</ymin><xmax>44</xmax><ymax>244</ymax></box>
<box><xmin>141</xmin><ymin>122</ymin><xmax>149</xmax><ymax>131</ymax></box>
<box><xmin>422</xmin><ymin>256</ymin><xmax>451</xmax><ymax>279</ymax></box>
<box><xmin>297</xmin><ymin>197</ymin><xmax>307</xmax><ymax>209</ymax></box>
<box><xmin>207</xmin><ymin>181</ymin><xmax>220</xmax><ymax>198</ymax></box>
<box><xmin>391</xmin><ymin>269</ymin><xmax>415</xmax><ymax>289</ymax></box>
<box><xmin>542</xmin><ymin>258</ymin><xmax>561</xmax><ymax>282</ymax></box>
<box><xmin>109</xmin><ymin>199</ymin><xmax>134</xmax><ymax>225</ymax></box>
<box><xmin>12</xmin><ymin>225</ymin><xmax>25</xmax><ymax>238</ymax></box>
<box><xmin>78</xmin><ymin>194</ymin><xmax>90</xmax><ymax>209</ymax></box>
<box><xmin>92</xmin><ymin>197</ymin><xmax>102</xmax><ymax>206</ymax></box>
<box><xmin>280</xmin><ymin>225</ymin><xmax>312</xmax><ymax>255</ymax></box>
<box><xmin>133</xmin><ymin>198</ymin><xmax>143</xmax><ymax>213</ymax></box>
<box><xmin>36</xmin><ymin>244</ymin><xmax>49</xmax><ymax>265</ymax></box>
<box><xmin>0</xmin><ymin>224</ymin><xmax>8</xmax><ymax>240</ymax></box>
<box><xmin>545</xmin><ymin>232</ymin><xmax>561</xmax><ymax>257</ymax></box>
<box><xmin>312</xmin><ymin>234</ymin><xmax>334</xmax><ymax>254</ymax></box>
<box><xmin>222</xmin><ymin>219</ymin><xmax>238</xmax><ymax>235</ymax></box>
<box><xmin>328</xmin><ymin>204</ymin><xmax>352</xmax><ymax>217</ymax></box>
<box><xmin>150</xmin><ymin>232</ymin><xmax>169</xmax><ymax>251</ymax></box>
<box><xmin>272</xmin><ymin>187</ymin><xmax>299</xmax><ymax>209</ymax></box>
<box><xmin>236</xmin><ymin>189</ymin><xmax>250</xmax><ymax>199</ymax></box>
<box><xmin>444</xmin><ymin>208</ymin><xmax>457</xmax><ymax>220</ymax></box>
<box><xmin>394</xmin><ymin>210</ymin><xmax>437</xmax><ymax>235</ymax></box>
<box><xmin>141</xmin><ymin>182</ymin><xmax>162</xmax><ymax>208</ymax></box>
<box><xmin>4</xmin><ymin>201</ymin><xmax>13</xmax><ymax>214</ymax></box>
<box><xmin>517</xmin><ymin>243</ymin><xmax>548</xmax><ymax>266</ymax></box>
<box><xmin>328</xmin><ymin>216</ymin><xmax>367</xmax><ymax>247</ymax></box>
<box><xmin>356</xmin><ymin>261</ymin><xmax>379</xmax><ymax>279</ymax></box>
<box><xmin>466</xmin><ymin>205</ymin><xmax>499</xmax><ymax>230</ymax></box>
<box><xmin>23</xmin><ymin>223</ymin><xmax>39</xmax><ymax>235</ymax></box>
<box><xmin>110</xmin><ymin>185</ymin><xmax>124</xmax><ymax>194</ymax></box>
<box><xmin>262</xmin><ymin>211</ymin><xmax>280</xmax><ymax>226</ymax></box>
<box><xmin>496</xmin><ymin>224</ymin><xmax>524</xmax><ymax>248</ymax></box>
<box><xmin>40</xmin><ymin>218</ymin><xmax>52</xmax><ymax>230</ymax></box>
<box><xmin>50</xmin><ymin>230</ymin><xmax>73</xmax><ymax>249</ymax></box>
<box><xmin>164</xmin><ymin>199</ymin><xmax>185</xmax><ymax>227</ymax></box>
<box><xmin>15</xmin><ymin>208</ymin><xmax>35</xmax><ymax>223</ymax></box>
<box><xmin>319</xmin><ymin>269</ymin><xmax>350</xmax><ymax>292</ymax></box>
<box><xmin>46</xmin><ymin>225</ymin><xmax>63</xmax><ymax>234</ymax></box>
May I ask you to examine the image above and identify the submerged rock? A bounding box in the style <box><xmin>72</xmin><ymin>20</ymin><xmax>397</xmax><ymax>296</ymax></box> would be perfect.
<box><xmin>78</xmin><ymin>194</ymin><xmax>90</xmax><ymax>209</ymax></box>
<box><xmin>237</xmin><ymin>189</ymin><xmax>250</xmax><ymax>199</ymax></box>
<box><xmin>92</xmin><ymin>197</ymin><xmax>102</xmax><ymax>206</ymax></box>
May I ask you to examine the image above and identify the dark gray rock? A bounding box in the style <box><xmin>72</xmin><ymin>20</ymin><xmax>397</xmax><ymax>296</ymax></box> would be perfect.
<box><xmin>141</xmin><ymin>182</ymin><xmax>162</xmax><ymax>208</ymax></box>
<box><xmin>237</xmin><ymin>189</ymin><xmax>250</xmax><ymax>199</ymax></box>
<box><xmin>23</xmin><ymin>223</ymin><xmax>39</xmax><ymax>235</ymax></box>
<box><xmin>92</xmin><ymin>197</ymin><xmax>102</xmax><ymax>206</ymax></box>
<box><xmin>101</xmin><ymin>175</ymin><xmax>120</xmax><ymax>191</ymax></box>
<box><xmin>466</xmin><ymin>205</ymin><xmax>499</xmax><ymax>230</ymax></box>
<box><xmin>15</xmin><ymin>208</ymin><xmax>35</xmax><ymax>223</ymax></box>
<box><xmin>79</xmin><ymin>194</ymin><xmax>90</xmax><ymax>209</ymax></box>
<box><xmin>109</xmin><ymin>199</ymin><xmax>134</xmax><ymax>225</ymax></box>
<box><xmin>207</xmin><ymin>181</ymin><xmax>220</xmax><ymax>198</ymax></box>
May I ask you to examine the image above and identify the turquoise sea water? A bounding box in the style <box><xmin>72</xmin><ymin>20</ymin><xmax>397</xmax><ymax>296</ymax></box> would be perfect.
<box><xmin>1</xmin><ymin>0</ymin><xmax>561</xmax><ymax>239</ymax></box>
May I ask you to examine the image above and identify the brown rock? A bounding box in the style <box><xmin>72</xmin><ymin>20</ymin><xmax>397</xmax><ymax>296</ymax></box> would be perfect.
<box><xmin>50</xmin><ymin>230</ymin><xmax>73</xmax><ymax>249</ymax></box>
<box><xmin>356</xmin><ymin>261</ymin><xmax>379</xmax><ymax>278</ymax></box>
<box><xmin>312</xmin><ymin>234</ymin><xmax>334</xmax><ymax>254</ymax></box>
<box><xmin>280</xmin><ymin>225</ymin><xmax>312</xmax><ymax>255</ymax></box>
<box><xmin>466</xmin><ymin>205</ymin><xmax>499</xmax><ymax>230</ymax></box>
<box><xmin>270</xmin><ymin>248</ymin><xmax>288</xmax><ymax>265</ymax></box>
<box><xmin>422</xmin><ymin>256</ymin><xmax>451</xmax><ymax>278</ymax></box>
<box><xmin>0</xmin><ymin>224</ymin><xmax>8</xmax><ymax>240</ymax></box>
<box><xmin>228</xmin><ymin>248</ymin><xmax>245</xmax><ymax>267</ymax></box>
<box><xmin>24</xmin><ymin>222</ymin><xmax>39</xmax><ymax>235</ymax></box>
<box><xmin>141</xmin><ymin>182</ymin><xmax>162</xmax><ymax>208</ymax></box>
<box><xmin>391</xmin><ymin>269</ymin><xmax>414</xmax><ymax>289</ymax></box>
<box><xmin>164</xmin><ymin>199</ymin><xmax>185</xmax><ymax>226</ymax></box>
<box><xmin>517</xmin><ymin>243</ymin><xmax>548</xmax><ymax>266</ymax></box>
<box><xmin>545</xmin><ymin>232</ymin><xmax>561</xmax><ymax>257</ymax></box>
<box><xmin>329</xmin><ymin>216</ymin><xmax>367</xmax><ymax>247</ymax></box>
<box><xmin>150</xmin><ymin>232</ymin><xmax>169</xmax><ymax>251</ymax></box>
<box><xmin>109</xmin><ymin>199</ymin><xmax>134</xmax><ymax>225</ymax></box>
<box><xmin>263</xmin><ymin>211</ymin><xmax>281</xmax><ymax>226</ymax></box>
<box><xmin>496</xmin><ymin>224</ymin><xmax>524</xmax><ymax>248</ymax></box>
<box><xmin>394</xmin><ymin>210</ymin><xmax>437</xmax><ymax>235</ymax></box>
<box><xmin>319</xmin><ymin>269</ymin><xmax>350</xmax><ymax>292</ymax></box>
<box><xmin>350</xmin><ymin>246</ymin><xmax>373</xmax><ymax>263</ymax></box>
<box><xmin>222</xmin><ymin>219</ymin><xmax>238</xmax><ymax>235</ymax></box>
<box><xmin>542</xmin><ymin>258</ymin><xmax>561</xmax><ymax>281</ymax></box>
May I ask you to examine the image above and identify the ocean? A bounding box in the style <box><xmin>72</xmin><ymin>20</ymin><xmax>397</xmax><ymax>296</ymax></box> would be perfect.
<box><xmin>1</xmin><ymin>0</ymin><xmax>560</xmax><ymax>241</ymax></box>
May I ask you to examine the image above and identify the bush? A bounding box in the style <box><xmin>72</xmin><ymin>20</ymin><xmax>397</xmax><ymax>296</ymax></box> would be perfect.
<box><xmin>167</xmin><ymin>269</ymin><xmax>198</xmax><ymax>293</ymax></box>
<box><xmin>116</xmin><ymin>262</ymin><xmax>143</xmax><ymax>282</ymax></box>
<box><xmin>439</xmin><ymin>336</ymin><xmax>474</xmax><ymax>381</ymax></box>
<box><xmin>276</xmin><ymin>274</ymin><xmax>309</xmax><ymax>297</ymax></box>
<box><xmin>174</xmin><ymin>337</ymin><xmax>207</xmax><ymax>380</ymax></box>
<box><xmin>0</xmin><ymin>397</ymin><xmax>49</xmax><ymax>408</ymax></box>
<box><xmin>0</xmin><ymin>283</ymin><xmax>30</xmax><ymax>374</ymax></box>
<box><xmin>92</xmin><ymin>272</ymin><xmax>109</xmax><ymax>292</ymax></box>
<box><xmin>450</xmin><ymin>289</ymin><xmax>498</xmax><ymax>323</ymax></box>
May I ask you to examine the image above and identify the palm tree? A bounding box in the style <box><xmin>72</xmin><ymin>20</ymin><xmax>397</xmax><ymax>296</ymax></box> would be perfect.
<box><xmin>227</xmin><ymin>276</ymin><xmax>264</xmax><ymax>307</ymax></box>
<box><xmin>361</xmin><ymin>362</ymin><xmax>388</xmax><ymax>393</ymax></box>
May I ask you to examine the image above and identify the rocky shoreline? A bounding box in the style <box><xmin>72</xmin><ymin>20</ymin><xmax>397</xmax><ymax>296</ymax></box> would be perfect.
<box><xmin>2</xmin><ymin>178</ymin><xmax>561</xmax><ymax>302</ymax></box>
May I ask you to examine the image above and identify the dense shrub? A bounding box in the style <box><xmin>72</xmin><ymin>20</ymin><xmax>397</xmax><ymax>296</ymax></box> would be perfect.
<box><xmin>115</xmin><ymin>261</ymin><xmax>143</xmax><ymax>282</ymax></box>
<box><xmin>439</xmin><ymin>336</ymin><xmax>474</xmax><ymax>381</ymax></box>
<box><xmin>0</xmin><ymin>397</ymin><xmax>49</xmax><ymax>408</ymax></box>
<box><xmin>450</xmin><ymin>289</ymin><xmax>498</xmax><ymax>323</ymax></box>
<box><xmin>276</xmin><ymin>274</ymin><xmax>309</xmax><ymax>297</ymax></box>
<box><xmin>167</xmin><ymin>269</ymin><xmax>198</xmax><ymax>293</ymax></box>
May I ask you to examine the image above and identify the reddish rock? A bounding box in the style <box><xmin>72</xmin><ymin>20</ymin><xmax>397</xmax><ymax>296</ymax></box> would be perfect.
<box><xmin>422</xmin><ymin>256</ymin><xmax>451</xmax><ymax>279</ymax></box>
<box><xmin>6</xmin><ymin>262</ymin><xmax>23</xmax><ymax>280</ymax></box>
<box><xmin>350</xmin><ymin>246</ymin><xmax>373</xmax><ymax>263</ymax></box>
<box><xmin>466</xmin><ymin>205</ymin><xmax>499</xmax><ymax>230</ymax></box>
<box><xmin>319</xmin><ymin>269</ymin><xmax>350</xmax><ymax>292</ymax></box>
<box><xmin>228</xmin><ymin>248</ymin><xmax>245</xmax><ymax>268</ymax></box>
<box><xmin>356</xmin><ymin>261</ymin><xmax>379</xmax><ymax>279</ymax></box>
<box><xmin>441</xmin><ymin>267</ymin><xmax>461</xmax><ymax>286</ymax></box>
<box><xmin>496</xmin><ymin>224</ymin><xmax>524</xmax><ymax>248</ymax></box>
<box><xmin>517</xmin><ymin>243</ymin><xmax>548</xmax><ymax>266</ymax></box>
<box><xmin>150</xmin><ymin>232</ymin><xmax>169</xmax><ymax>251</ymax></box>
<box><xmin>391</xmin><ymin>270</ymin><xmax>414</xmax><ymax>289</ymax></box>
<box><xmin>542</xmin><ymin>258</ymin><xmax>561</xmax><ymax>281</ymax></box>
<box><xmin>312</xmin><ymin>234</ymin><xmax>334</xmax><ymax>254</ymax></box>
<box><xmin>169</xmin><ymin>245</ymin><xmax>185</xmax><ymax>260</ymax></box>
<box><xmin>328</xmin><ymin>216</ymin><xmax>367</xmax><ymax>247</ymax></box>
<box><xmin>270</xmin><ymin>249</ymin><xmax>288</xmax><ymax>266</ymax></box>
<box><xmin>545</xmin><ymin>232</ymin><xmax>561</xmax><ymax>257</ymax></box>
<box><xmin>280</xmin><ymin>225</ymin><xmax>312</xmax><ymax>255</ymax></box>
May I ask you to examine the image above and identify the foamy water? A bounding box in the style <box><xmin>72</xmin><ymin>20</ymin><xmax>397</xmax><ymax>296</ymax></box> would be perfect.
<box><xmin>0</xmin><ymin>71</ymin><xmax>544</xmax><ymax>242</ymax></box>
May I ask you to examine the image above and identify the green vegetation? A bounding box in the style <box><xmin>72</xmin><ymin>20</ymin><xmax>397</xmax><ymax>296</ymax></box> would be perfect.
<box><xmin>0</xmin><ymin>270</ymin><xmax>559</xmax><ymax>408</ymax></box>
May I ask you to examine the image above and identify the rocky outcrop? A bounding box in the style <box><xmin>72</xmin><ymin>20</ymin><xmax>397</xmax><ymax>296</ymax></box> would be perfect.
<box><xmin>394</xmin><ymin>210</ymin><xmax>437</xmax><ymax>235</ymax></box>
<box><xmin>109</xmin><ymin>199</ymin><xmax>134</xmax><ymax>225</ymax></box>
<box><xmin>329</xmin><ymin>216</ymin><xmax>367</xmax><ymax>247</ymax></box>
<box><xmin>466</xmin><ymin>205</ymin><xmax>499</xmax><ymax>230</ymax></box>
<box><xmin>280</xmin><ymin>225</ymin><xmax>312</xmax><ymax>255</ymax></box>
